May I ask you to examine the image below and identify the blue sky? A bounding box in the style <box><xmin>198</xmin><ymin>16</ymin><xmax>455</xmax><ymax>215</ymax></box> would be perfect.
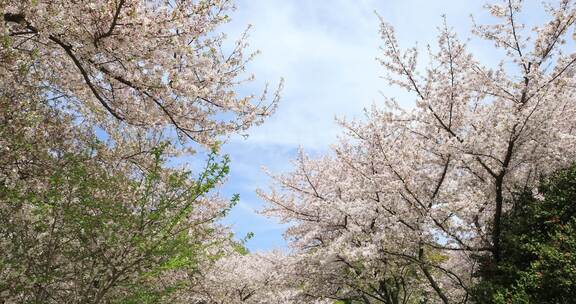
<box><xmin>214</xmin><ymin>0</ymin><xmax>546</xmax><ymax>252</ymax></box>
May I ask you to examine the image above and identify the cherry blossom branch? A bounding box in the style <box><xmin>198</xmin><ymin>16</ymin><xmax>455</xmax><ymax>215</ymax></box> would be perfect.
<box><xmin>94</xmin><ymin>0</ymin><xmax>126</xmax><ymax>47</ymax></box>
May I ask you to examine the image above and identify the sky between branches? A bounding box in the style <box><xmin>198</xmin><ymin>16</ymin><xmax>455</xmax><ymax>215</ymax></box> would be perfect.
<box><xmin>209</xmin><ymin>0</ymin><xmax>547</xmax><ymax>251</ymax></box>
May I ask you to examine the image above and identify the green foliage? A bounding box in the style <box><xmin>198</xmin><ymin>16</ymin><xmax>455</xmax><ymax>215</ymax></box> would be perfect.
<box><xmin>0</xmin><ymin>124</ymin><xmax>233</xmax><ymax>302</ymax></box>
<box><xmin>473</xmin><ymin>164</ymin><xmax>576</xmax><ymax>303</ymax></box>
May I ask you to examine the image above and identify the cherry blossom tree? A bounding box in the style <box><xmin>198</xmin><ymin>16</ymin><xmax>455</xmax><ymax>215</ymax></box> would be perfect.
<box><xmin>185</xmin><ymin>252</ymin><xmax>307</xmax><ymax>304</ymax></box>
<box><xmin>259</xmin><ymin>1</ymin><xmax>576</xmax><ymax>303</ymax></box>
<box><xmin>1</xmin><ymin>0</ymin><xmax>280</xmax><ymax>302</ymax></box>
<box><xmin>1</xmin><ymin>0</ymin><xmax>280</xmax><ymax>145</ymax></box>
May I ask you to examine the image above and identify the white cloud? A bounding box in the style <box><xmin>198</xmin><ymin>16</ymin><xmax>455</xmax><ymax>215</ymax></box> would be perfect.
<box><xmin>222</xmin><ymin>0</ymin><xmax>388</xmax><ymax>149</ymax></box>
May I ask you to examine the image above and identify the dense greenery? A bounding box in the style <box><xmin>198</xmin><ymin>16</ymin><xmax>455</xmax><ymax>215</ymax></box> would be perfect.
<box><xmin>473</xmin><ymin>165</ymin><xmax>576</xmax><ymax>303</ymax></box>
<box><xmin>0</xmin><ymin>94</ymin><xmax>236</xmax><ymax>303</ymax></box>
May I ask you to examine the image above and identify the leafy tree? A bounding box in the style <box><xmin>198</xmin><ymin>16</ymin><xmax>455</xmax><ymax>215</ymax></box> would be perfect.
<box><xmin>0</xmin><ymin>95</ymin><xmax>237</xmax><ymax>302</ymax></box>
<box><xmin>473</xmin><ymin>164</ymin><xmax>576</xmax><ymax>303</ymax></box>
